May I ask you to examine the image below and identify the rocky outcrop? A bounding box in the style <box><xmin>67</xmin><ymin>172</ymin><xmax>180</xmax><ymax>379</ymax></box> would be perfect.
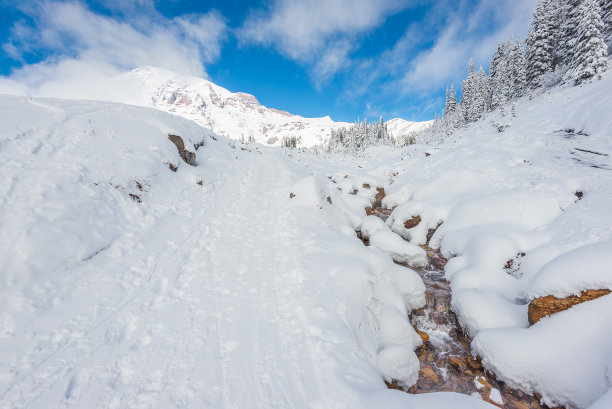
<box><xmin>404</xmin><ymin>215</ymin><xmax>421</xmax><ymax>229</ymax></box>
<box><xmin>528</xmin><ymin>289</ymin><xmax>611</xmax><ymax>324</ymax></box>
<box><xmin>168</xmin><ymin>134</ymin><xmax>196</xmax><ymax>166</ymax></box>
<box><xmin>373</xmin><ymin>187</ymin><xmax>386</xmax><ymax>208</ymax></box>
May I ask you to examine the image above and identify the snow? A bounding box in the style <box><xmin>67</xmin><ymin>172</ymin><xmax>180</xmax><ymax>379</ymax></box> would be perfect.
<box><xmin>292</xmin><ymin>63</ymin><xmax>612</xmax><ymax>408</ymax></box>
<box><xmin>489</xmin><ymin>388</ymin><xmax>503</xmax><ymax>405</ymax></box>
<box><xmin>2</xmin><ymin>58</ymin><xmax>612</xmax><ymax>409</ymax></box>
<box><xmin>0</xmin><ymin>94</ymin><xmax>491</xmax><ymax>409</ymax></box>
<box><xmin>528</xmin><ymin>240</ymin><xmax>612</xmax><ymax>298</ymax></box>
<box><xmin>5</xmin><ymin>66</ymin><xmax>429</xmax><ymax>148</ymax></box>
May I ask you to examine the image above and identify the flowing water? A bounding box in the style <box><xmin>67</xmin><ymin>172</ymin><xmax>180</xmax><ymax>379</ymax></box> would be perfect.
<box><xmin>366</xmin><ymin>207</ymin><xmax>557</xmax><ymax>409</ymax></box>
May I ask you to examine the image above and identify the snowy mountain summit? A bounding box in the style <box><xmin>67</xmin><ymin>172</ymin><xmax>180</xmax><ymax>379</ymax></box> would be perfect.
<box><xmin>125</xmin><ymin>67</ymin><xmax>428</xmax><ymax>147</ymax></box>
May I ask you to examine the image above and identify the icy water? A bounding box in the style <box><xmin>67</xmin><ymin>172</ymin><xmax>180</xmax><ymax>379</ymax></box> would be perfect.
<box><xmin>367</xmin><ymin>207</ymin><xmax>557</xmax><ymax>409</ymax></box>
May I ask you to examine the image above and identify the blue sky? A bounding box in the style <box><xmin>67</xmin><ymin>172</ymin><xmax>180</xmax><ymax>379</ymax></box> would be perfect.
<box><xmin>0</xmin><ymin>0</ymin><xmax>537</xmax><ymax>122</ymax></box>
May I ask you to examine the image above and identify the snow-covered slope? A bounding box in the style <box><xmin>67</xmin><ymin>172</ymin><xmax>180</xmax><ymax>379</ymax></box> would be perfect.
<box><xmin>0</xmin><ymin>95</ymin><xmax>492</xmax><ymax>409</ymax></box>
<box><xmin>110</xmin><ymin>67</ymin><xmax>351</xmax><ymax>147</ymax></box>
<box><xmin>386</xmin><ymin>118</ymin><xmax>433</xmax><ymax>140</ymax></box>
<box><xmin>300</xmin><ymin>67</ymin><xmax>612</xmax><ymax>409</ymax></box>
<box><xmin>100</xmin><ymin>67</ymin><xmax>427</xmax><ymax>148</ymax></box>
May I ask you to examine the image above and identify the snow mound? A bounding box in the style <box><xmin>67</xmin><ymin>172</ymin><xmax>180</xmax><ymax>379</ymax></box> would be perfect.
<box><xmin>528</xmin><ymin>240</ymin><xmax>612</xmax><ymax>298</ymax></box>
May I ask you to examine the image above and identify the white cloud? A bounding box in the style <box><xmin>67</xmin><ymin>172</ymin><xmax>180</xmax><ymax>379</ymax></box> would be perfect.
<box><xmin>0</xmin><ymin>1</ymin><xmax>227</xmax><ymax>97</ymax></box>
<box><xmin>399</xmin><ymin>0</ymin><xmax>538</xmax><ymax>92</ymax></box>
<box><xmin>238</xmin><ymin>0</ymin><xmax>411</xmax><ymax>84</ymax></box>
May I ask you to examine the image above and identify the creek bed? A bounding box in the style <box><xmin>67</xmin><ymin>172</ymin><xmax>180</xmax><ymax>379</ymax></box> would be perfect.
<box><xmin>368</xmin><ymin>207</ymin><xmax>557</xmax><ymax>409</ymax></box>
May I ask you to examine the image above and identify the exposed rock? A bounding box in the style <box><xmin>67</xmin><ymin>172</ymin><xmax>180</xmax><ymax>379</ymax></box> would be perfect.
<box><xmin>180</xmin><ymin>150</ymin><xmax>196</xmax><ymax>165</ymax></box>
<box><xmin>373</xmin><ymin>187</ymin><xmax>386</xmax><ymax>208</ymax></box>
<box><xmin>289</xmin><ymin>193</ymin><xmax>295</xmax><ymax>199</ymax></box>
<box><xmin>467</xmin><ymin>355</ymin><xmax>482</xmax><ymax>370</ymax></box>
<box><xmin>528</xmin><ymin>289</ymin><xmax>611</xmax><ymax>324</ymax></box>
<box><xmin>448</xmin><ymin>356</ymin><xmax>467</xmax><ymax>370</ymax></box>
<box><xmin>365</xmin><ymin>207</ymin><xmax>373</xmax><ymax>216</ymax></box>
<box><xmin>168</xmin><ymin>134</ymin><xmax>196</xmax><ymax>166</ymax></box>
<box><xmin>168</xmin><ymin>134</ymin><xmax>185</xmax><ymax>151</ymax></box>
<box><xmin>326</xmin><ymin>196</ymin><xmax>332</xmax><ymax>204</ymax></box>
<box><xmin>419</xmin><ymin>365</ymin><xmax>438</xmax><ymax>383</ymax></box>
<box><xmin>412</xmin><ymin>326</ymin><xmax>429</xmax><ymax>344</ymax></box>
<box><xmin>404</xmin><ymin>215</ymin><xmax>422</xmax><ymax>229</ymax></box>
<box><xmin>362</xmin><ymin>183</ymin><xmax>371</xmax><ymax>189</ymax></box>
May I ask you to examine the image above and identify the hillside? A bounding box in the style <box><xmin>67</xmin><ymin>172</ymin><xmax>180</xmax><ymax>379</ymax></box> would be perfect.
<box><xmin>63</xmin><ymin>66</ymin><xmax>430</xmax><ymax>148</ymax></box>
<box><xmin>1</xmin><ymin>66</ymin><xmax>611</xmax><ymax>409</ymax></box>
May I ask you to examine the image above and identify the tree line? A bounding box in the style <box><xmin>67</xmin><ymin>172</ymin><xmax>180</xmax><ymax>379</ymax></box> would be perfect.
<box><xmin>412</xmin><ymin>0</ymin><xmax>610</xmax><ymax>144</ymax></box>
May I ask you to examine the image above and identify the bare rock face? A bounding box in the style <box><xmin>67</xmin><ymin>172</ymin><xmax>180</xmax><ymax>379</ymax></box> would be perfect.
<box><xmin>180</xmin><ymin>150</ymin><xmax>196</xmax><ymax>165</ymax></box>
<box><xmin>168</xmin><ymin>134</ymin><xmax>185</xmax><ymax>151</ymax></box>
<box><xmin>373</xmin><ymin>187</ymin><xmax>386</xmax><ymax>208</ymax></box>
<box><xmin>168</xmin><ymin>134</ymin><xmax>196</xmax><ymax>166</ymax></box>
<box><xmin>528</xmin><ymin>289</ymin><xmax>611</xmax><ymax>324</ymax></box>
<box><xmin>404</xmin><ymin>215</ymin><xmax>422</xmax><ymax>229</ymax></box>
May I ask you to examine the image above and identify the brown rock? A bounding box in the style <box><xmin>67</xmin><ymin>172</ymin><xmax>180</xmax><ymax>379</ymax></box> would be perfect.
<box><xmin>416</xmin><ymin>329</ymin><xmax>429</xmax><ymax>344</ymax></box>
<box><xmin>373</xmin><ymin>187</ymin><xmax>386</xmax><ymax>208</ymax></box>
<box><xmin>467</xmin><ymin>355</ymin><xmax>482</xmax><ymax>370</ymax></box>
<box><xmin>168</xmin><ymin>134</ymin><xmax>185</xmax><ymax>151</ymax></box>
<box><xmin>362</xmin><ymin>183</ymin><xmax>371</xmax><ymax>189</ymax></box>
<box><xmin>448</xmin><ymin>356</ymin><xmax>467</xmax><ymax>370</ymax></box>
<box><xmin>404</xmin><ymin>215</ymin><xmax>422</xmax><ymax>229</ymax></box>
<box><xmin>180</xmin><ymin>149</ymin><xmax>196</xmax><ymax>165</ymax></box>
<box><xmin>528</xmin><ymin>289</ymin><xmax>611</xmax><ymax>324</ymax></box>
<box><xmin>475</xmin><ymin>376</ymin><xmax>492</xmax><ymax>390</ymax></box>
<box><xmin>420</xmin><ymin>365</ymin><xmax>438</xmax><ymax>383</ymax></box>
<box><xmin>365</xmin><ymin>207</ymin><xmax>373</xmax><ymax>216</ymax></box>
<box><xmin>507</xmin><ymin>399</ymin><xmax>530</xmax><ymax>409</ymax></box>
<box><xmin>290</xmin><ymin>193</ymin><xmax>295</xmax><ymax>198</ymax></box>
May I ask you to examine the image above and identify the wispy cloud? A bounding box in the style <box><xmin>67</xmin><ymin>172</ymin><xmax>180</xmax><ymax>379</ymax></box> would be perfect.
<box><xmin>399</xmin><ymin>0</ymin><xmax>537</xmax><ymax>93</ymax></box>
<box><xmin>0</xmin><ymin>0</ymin><xmax>227</xmax><ymax>97</ymax></box>
<box><xmin>337</xmin><ymin>0</ymin><xmax>537</xmax><ymax>120</ymax></box>
<box><xmin>238</xmin><ymin>0</ymin><xmax>412</xmax><ymax>85</ymax></box>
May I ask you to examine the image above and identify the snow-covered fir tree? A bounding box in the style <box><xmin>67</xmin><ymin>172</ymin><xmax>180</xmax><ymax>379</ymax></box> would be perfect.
<box><xmin>512</xmin><ymin>37</ymin><xmax>527</xmax><ymax>97</ymax></box>
<box><xmin>326</xmin><ymin>118</ymin><xmax>394</xmax><ymax>154</ymax></box>
<box><xmin>526</xmin><ymin>0</ymin><xmax>557</xmax><ymax>88</ymax></box>
<box><xmin>559</xmin><ymin>0</ymin><xmax>582</xmax><ymax>66</ymax></box>
<box><xmin>601</xmin><ymin>0</ymin><xmax>612</xmax><ymax>45</ymax></box>
<box><xmin>565</xmin><ymin>0</ymin><xmax>608</xmax><ymax>84</ymax></box>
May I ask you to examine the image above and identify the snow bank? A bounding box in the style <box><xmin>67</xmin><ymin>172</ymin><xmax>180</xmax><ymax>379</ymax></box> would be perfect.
<box><xmin>297</xmin><ymin>65</ymin><xmax>612</xmax><ymax>408</ymax></box>
<box><xmin>528</xmin><ymin>240</ymin><xmax>612</xmax><ymax>298</ymax></box>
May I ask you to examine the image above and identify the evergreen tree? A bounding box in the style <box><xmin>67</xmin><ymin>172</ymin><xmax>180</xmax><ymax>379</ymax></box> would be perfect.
<box><xmin>490</xmin><ymin>41</ymin><xmax>509</xmax><ymax>109</ymax></box>
<box><xmin>448</xmin><ymin>85</ymin><xmax>457</xmax><ymax>114</ymax></box>
<box><xmin>473</xmin><ymin>66</ymin><xmax>490</xmax><ymax>119</ymax></box>
<box><xmin>460</xmin><ymin>60</ymin><xmax>476</xmax><ymax>122</ymax></box>
<box><xmin>567</xmin><ymin>0</ymin><xmax>608</xmax><ymax>84</ymax></box>
<box><xmin>526</xmin><ymin>0</ymin><xmax>557</xmax><ymax>88</ymax></box>
<box><xmin>512</xmin><ymin>37</ymin><xmax>527</xmax><ymax>98</ymax></box>
<box><xmin>600</xmin><ymin>0</ymin><xmax>612</xmax><ymax>45</ymax></box>
<box><xmin>559</xmin><ymin>0</ymin><xmax>583</xmax><ymax>66</ymax></box>
<box><xmin>444</xmin><ymin>87</ymin><xmax>450</xmax><ymax>115</ymax></box>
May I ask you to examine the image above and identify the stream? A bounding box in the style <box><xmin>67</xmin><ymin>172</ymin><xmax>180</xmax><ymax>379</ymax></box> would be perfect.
<box><xmin>365</xmin><ymin>206</ymin><xmax>559</xmax><ymax>409</ymax></box>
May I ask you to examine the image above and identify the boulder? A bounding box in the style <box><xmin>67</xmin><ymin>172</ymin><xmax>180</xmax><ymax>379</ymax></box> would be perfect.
<box><xmin>180</xmin><ymin>150</ymin><xmax>196</xmax><ymax>165</ymax></box>
<box><xmin>168</xmin><ymin>134</ymin><xmax>196</xmax><ymax>166</ymax></box>
<box><xmin>168</xmin><ymin>134</ymin><xmax>185</xmax><ymax>151</ymax></box>
<box><xmin>404</xmin><ymin>215</ymin><xmax>422</xmax><ymax>229</ymax></box>
<box><xmin>528</xmin><ymin>289</ymin><xmax>611</xmax><ymax>324</ymax></box>
<box><xmin>373</xmin><ymin>187</ymin><xmax>386</xmax><ymax>208</ymax></box>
